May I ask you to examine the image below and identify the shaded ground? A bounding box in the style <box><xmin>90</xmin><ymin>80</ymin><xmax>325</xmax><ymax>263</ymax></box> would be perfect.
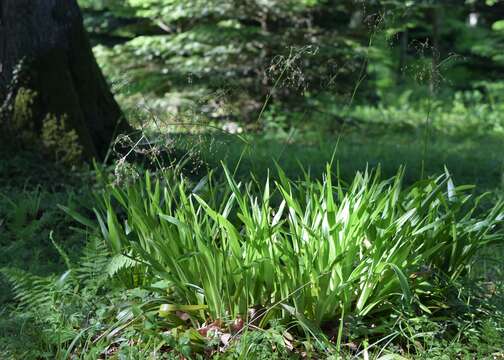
<box><xmin>162</xmin><ymin>131</ymin><xmax>504</xmax><ymax>192</ymax></box>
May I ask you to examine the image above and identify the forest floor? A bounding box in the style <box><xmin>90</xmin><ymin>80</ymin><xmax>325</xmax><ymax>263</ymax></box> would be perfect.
<box><xmin>1</xmin><ymin>130</ymin><xmax>503</xmax><ymax>359</ymax></box>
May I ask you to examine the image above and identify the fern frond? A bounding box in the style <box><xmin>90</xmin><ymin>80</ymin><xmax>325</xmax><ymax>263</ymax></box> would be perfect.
<box><xmin>75</xmin><ymin>236</ymin><xmax>110</xmax><ymax>287</ymax></box>
<box><xmin>107</xmin><ymin>254</ymin><xmax>139</xmax><ymax>278</ymax></box>
<box><xmin>0</xmin><ymin>268</ymin><xmax>60</xmax><ymax>309</ymax></box>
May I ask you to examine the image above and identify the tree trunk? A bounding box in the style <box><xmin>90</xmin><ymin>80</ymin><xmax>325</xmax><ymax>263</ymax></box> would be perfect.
<box><xmin>0</xmin><ymin>0</ymin><xmax>130</xmax><ymax>159</ymax></box>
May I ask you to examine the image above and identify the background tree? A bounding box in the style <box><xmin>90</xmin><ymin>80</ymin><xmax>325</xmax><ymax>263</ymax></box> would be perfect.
<box><xmin>77</xmin><ymin>0</ymin><xmax>504</xmax><ymax>128</ymax></box>
<box><xmin>81</xmin><ymin>0</ymin><xmax>375</xmax><ymax>122</ymax></box>
<box><xmin>0</xmin><ymin>0</ymin><xmax>130</xmax><ymax>160</ymax></box>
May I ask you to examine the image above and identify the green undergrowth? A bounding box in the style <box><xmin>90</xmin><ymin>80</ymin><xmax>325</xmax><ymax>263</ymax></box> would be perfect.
<box><xmin>1</xmin><ymin>157</ymin><xmax>503</xmax><ymax>359</ymax></box>
<box><xmin>1</xmin><ymin>131</ymin><xmax>504</xmax><ymax>358</ymax></box>
<box><xmin>0</xmin><ymin>149</ymin><xmax>96</xmax><ymax>347</ymax></box>
<box><xmin>0</xmin><ymin>149</ymin><xmax>92</xmax><ymax>299</ymax></box>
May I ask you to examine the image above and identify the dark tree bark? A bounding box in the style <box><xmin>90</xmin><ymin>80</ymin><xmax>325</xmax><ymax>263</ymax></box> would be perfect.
<box><xmin>0</xmin><ymin>0</ymin><xmax>130</xmax><ymax>159</ymax></box>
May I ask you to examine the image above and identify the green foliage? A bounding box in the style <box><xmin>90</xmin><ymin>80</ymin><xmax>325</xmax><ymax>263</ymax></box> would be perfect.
<box><xmin>2</xmin><ymin>87</ymin><xmax>85</xmax><ymax>166</ymax></box>
<box><xmin>74</xmin><ymin>164</ymin><xmax>504</xmax><ymax>332</ymax></box>
<box><xmin>11</xmin><ymin>87</ymin><xmax>38</xmax><ymax>143</ymax></box>
<box><xmin>216</xmin><ymin>325</ymin><xmax>297</xmax><ymax>359</ymax></box>
<box><xmin>41</xmin><ymin>114</ymin><xmax>84</xmax><ymax>166</ymax></box>
<box><xmin>80</xmin><ymin>0</ymin><xmax>504</xmax><ymax>128</ymax></box>
<box><xmin>0</xmin><ymin>236</ymin><xmax>112</xmax><ymax>359</ymax></box>
<box><xmin>0</xmin><ymin>188</ymin><xmax>80</xmax><ymax>282</ymax></box>
<box><xmin>347</xmin><ymin>89</ymin><xmax>504</xmax><ymax>136</ymax></box>
<box><xmin>1</xmin><ymin>160</ymin><xmax>503</xmax><ymax>358</ymax></box>
<box><xmin>85</xmin><ymin>0</ymin><xmax>371</xmax><ymax>120</ymax></box>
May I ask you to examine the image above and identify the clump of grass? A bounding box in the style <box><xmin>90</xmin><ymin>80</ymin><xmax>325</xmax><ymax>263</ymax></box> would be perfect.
<box><xmin>67</xmin><ymin>163</ymin><xmax>504</xmax><ymax>340</ymax></box>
